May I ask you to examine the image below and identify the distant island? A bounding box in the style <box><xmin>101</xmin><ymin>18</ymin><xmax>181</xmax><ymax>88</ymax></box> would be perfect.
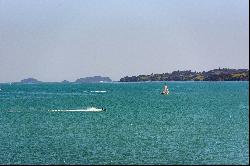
<box><xmin>20</xmin><ymin>78</ymin><xmax>42</xmax><ymax>84</ymax></box>
<box><xmin>61</xmin><ymin>80</ymin><xmax>70</xmax><ymax>83</ymax></box>
<box><xmin>14</xmin><ymin>76</ymin><xmax>112</xmax><ymax>84</ymax></box>
<box><xmin>120</xmin><ymin>68</ymin><xmax>249</xmax><ymax>82</ymax></box>
<box><xmin>75</xmin><ymin>76</ymin><xmax>112</xmax><ymax>83</ymax></box>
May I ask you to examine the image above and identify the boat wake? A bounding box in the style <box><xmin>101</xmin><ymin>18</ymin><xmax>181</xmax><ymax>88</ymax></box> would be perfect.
<box><xmin>49</xmin><ymin>107</ymin><xmax>103</xmax><ymax>112</ymax></box>
<box><xmin>90</xmin><ymin>91</ymin><xmax>107</xmax><ymax>93</ymax></box>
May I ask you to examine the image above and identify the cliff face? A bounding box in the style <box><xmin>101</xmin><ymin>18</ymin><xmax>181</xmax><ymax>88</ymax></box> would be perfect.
<box><xmin>75</xmin><ymin>76</ymin><xmax>112</xmax><ymax>83</ymax></box>
<box><xmin>120</xmin><ymin>69</ymin><xmax>249</xmax><ymax>82</ymax></box>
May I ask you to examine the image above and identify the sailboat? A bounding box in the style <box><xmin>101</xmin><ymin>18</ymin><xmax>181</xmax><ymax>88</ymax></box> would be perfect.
<box><xmin>161</xmin><ymin>84</ymin><xmax>169</xmax><ymax>95</ymax></box>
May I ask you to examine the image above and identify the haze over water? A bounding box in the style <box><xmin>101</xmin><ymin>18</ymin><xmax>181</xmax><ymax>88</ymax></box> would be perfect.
<box><xmin>0</xmin><ymin>0</ymin><xmax>249</xmax><ymax>82</ymax></box>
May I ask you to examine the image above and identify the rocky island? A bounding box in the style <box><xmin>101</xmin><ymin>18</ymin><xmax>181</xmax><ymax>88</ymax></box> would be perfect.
<box><xmin>12</xmin><ymin>76</ymin><xmax>112</xmax><ymax>84</ymax></box>
<box><xmin>120</xmin><ymin>68</ymin><xmax>249</xmax><ymax>82</ymax></box>
<box><xmin>20</xmin><ymin>78</ymin><xmax>42</xmax><ymax>84</ymax></box>
<box><xmin>61</xmin><ymin>80</ymin><xmax>70</xmax><ymax>83</ymax></box>
<box><xmin>75</xmin><ymin>76</ymin><xmax>112</xmax><ymax>83</ymax></box>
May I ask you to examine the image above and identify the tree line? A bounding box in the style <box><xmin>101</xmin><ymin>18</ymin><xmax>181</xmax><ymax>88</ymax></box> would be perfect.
<box><xmin>120</xmin><ymin>68</ymin><xmax>249</xmax><ymax>82</ymax></box>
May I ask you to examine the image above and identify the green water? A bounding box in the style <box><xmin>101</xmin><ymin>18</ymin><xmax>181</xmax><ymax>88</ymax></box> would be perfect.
<box><xmin>0</xmin><ymin>82</ymin><xmax>248</xmax><ymax>164</ymax></box>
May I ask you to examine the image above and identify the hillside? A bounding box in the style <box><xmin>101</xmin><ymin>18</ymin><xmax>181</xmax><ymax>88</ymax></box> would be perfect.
<box><xmin>120</xmin><ymin>68</ymin><xmax>249</xmax><ymax>82</ymax></box>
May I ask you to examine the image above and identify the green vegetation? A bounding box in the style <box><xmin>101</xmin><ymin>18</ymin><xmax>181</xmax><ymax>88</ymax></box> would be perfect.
<box><xmin>120</xmin><ymin>68</ymin><xmax>249</xmax><ymax>82</ymax></box>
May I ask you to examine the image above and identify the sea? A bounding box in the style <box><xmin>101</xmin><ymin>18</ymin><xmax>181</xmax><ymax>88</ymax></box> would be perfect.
<box><xmin>0</xmin><ymin>81</ymin><xmax>248</xmax><ymax>165</ymax></box>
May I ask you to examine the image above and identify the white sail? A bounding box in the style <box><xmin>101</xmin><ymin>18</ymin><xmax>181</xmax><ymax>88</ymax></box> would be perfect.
<box><xmin>161</xmin><ymin>84</ymin><xmax>169</xmax><ymax>95</ymax></box>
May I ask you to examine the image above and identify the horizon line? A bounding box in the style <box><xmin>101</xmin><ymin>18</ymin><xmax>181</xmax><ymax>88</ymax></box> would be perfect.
<box><xmin>0</xmin><ymin>67</ymin><xmax>249</xmax><ymax>83</ymax></box>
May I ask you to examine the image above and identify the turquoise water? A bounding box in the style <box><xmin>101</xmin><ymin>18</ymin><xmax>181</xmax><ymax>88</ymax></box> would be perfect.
<box><xmin>0</xmin><ymin>82</ymin><xmax>248</xmax><ymax>164</ymax></box>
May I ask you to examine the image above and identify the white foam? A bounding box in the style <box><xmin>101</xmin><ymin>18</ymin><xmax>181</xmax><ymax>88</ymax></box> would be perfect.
<box><xmin>90</xmin><ymin>90</ymin><xmax>106</xmax><ymax>93</ymax></box>
<box><xmin>49</xmin><ymin>107</ymin><xmax>103</xmax><ymax>112</ymax></box>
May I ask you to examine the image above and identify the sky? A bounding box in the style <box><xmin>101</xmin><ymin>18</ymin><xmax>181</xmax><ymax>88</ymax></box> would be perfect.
<box><xmin>0</xmin><ymin>0</ymin><xmax>249</xmax><ymax>82</ymax></box>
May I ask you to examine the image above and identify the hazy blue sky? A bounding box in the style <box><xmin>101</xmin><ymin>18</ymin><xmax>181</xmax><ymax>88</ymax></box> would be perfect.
<box><xmin>0</xmin><ymin>0</ymin><xmax>249</xmax><ymax>82</ymax></box>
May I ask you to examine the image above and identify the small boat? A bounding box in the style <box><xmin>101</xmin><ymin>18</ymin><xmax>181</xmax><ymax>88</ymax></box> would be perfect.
<box><xmin>161</xmin><ymin>84</ymin><xmax>169</xmax><ymax>95</ymax></box>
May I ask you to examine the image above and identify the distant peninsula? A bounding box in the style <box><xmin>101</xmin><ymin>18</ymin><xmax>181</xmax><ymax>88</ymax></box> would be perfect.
<box><xmin>120</xmin><ymin>68</ymin><xmax>249</xmax><ymax>82</ymax></box>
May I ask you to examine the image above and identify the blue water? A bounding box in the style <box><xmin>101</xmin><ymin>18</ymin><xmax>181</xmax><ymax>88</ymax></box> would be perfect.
<box><xmin>0</xmin><ymin>82</ymin><xmax>248</xmax><ymax>164</ymax></box>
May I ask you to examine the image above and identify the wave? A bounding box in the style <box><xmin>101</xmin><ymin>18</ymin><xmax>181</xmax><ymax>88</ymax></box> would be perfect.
<box><xmin>2</xmin><ymin>90</ymin><xmax>107</xmax><ymax>95</ymax></box>
<box><xmin>49</xmin><ymin>107</ymin><xmax>104</xmax><ymax>112</ymax></box>
<box><xmin>90</xmin><ymin>91</ymin><xmax>107</xmax><ymax>93</ymax></box>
